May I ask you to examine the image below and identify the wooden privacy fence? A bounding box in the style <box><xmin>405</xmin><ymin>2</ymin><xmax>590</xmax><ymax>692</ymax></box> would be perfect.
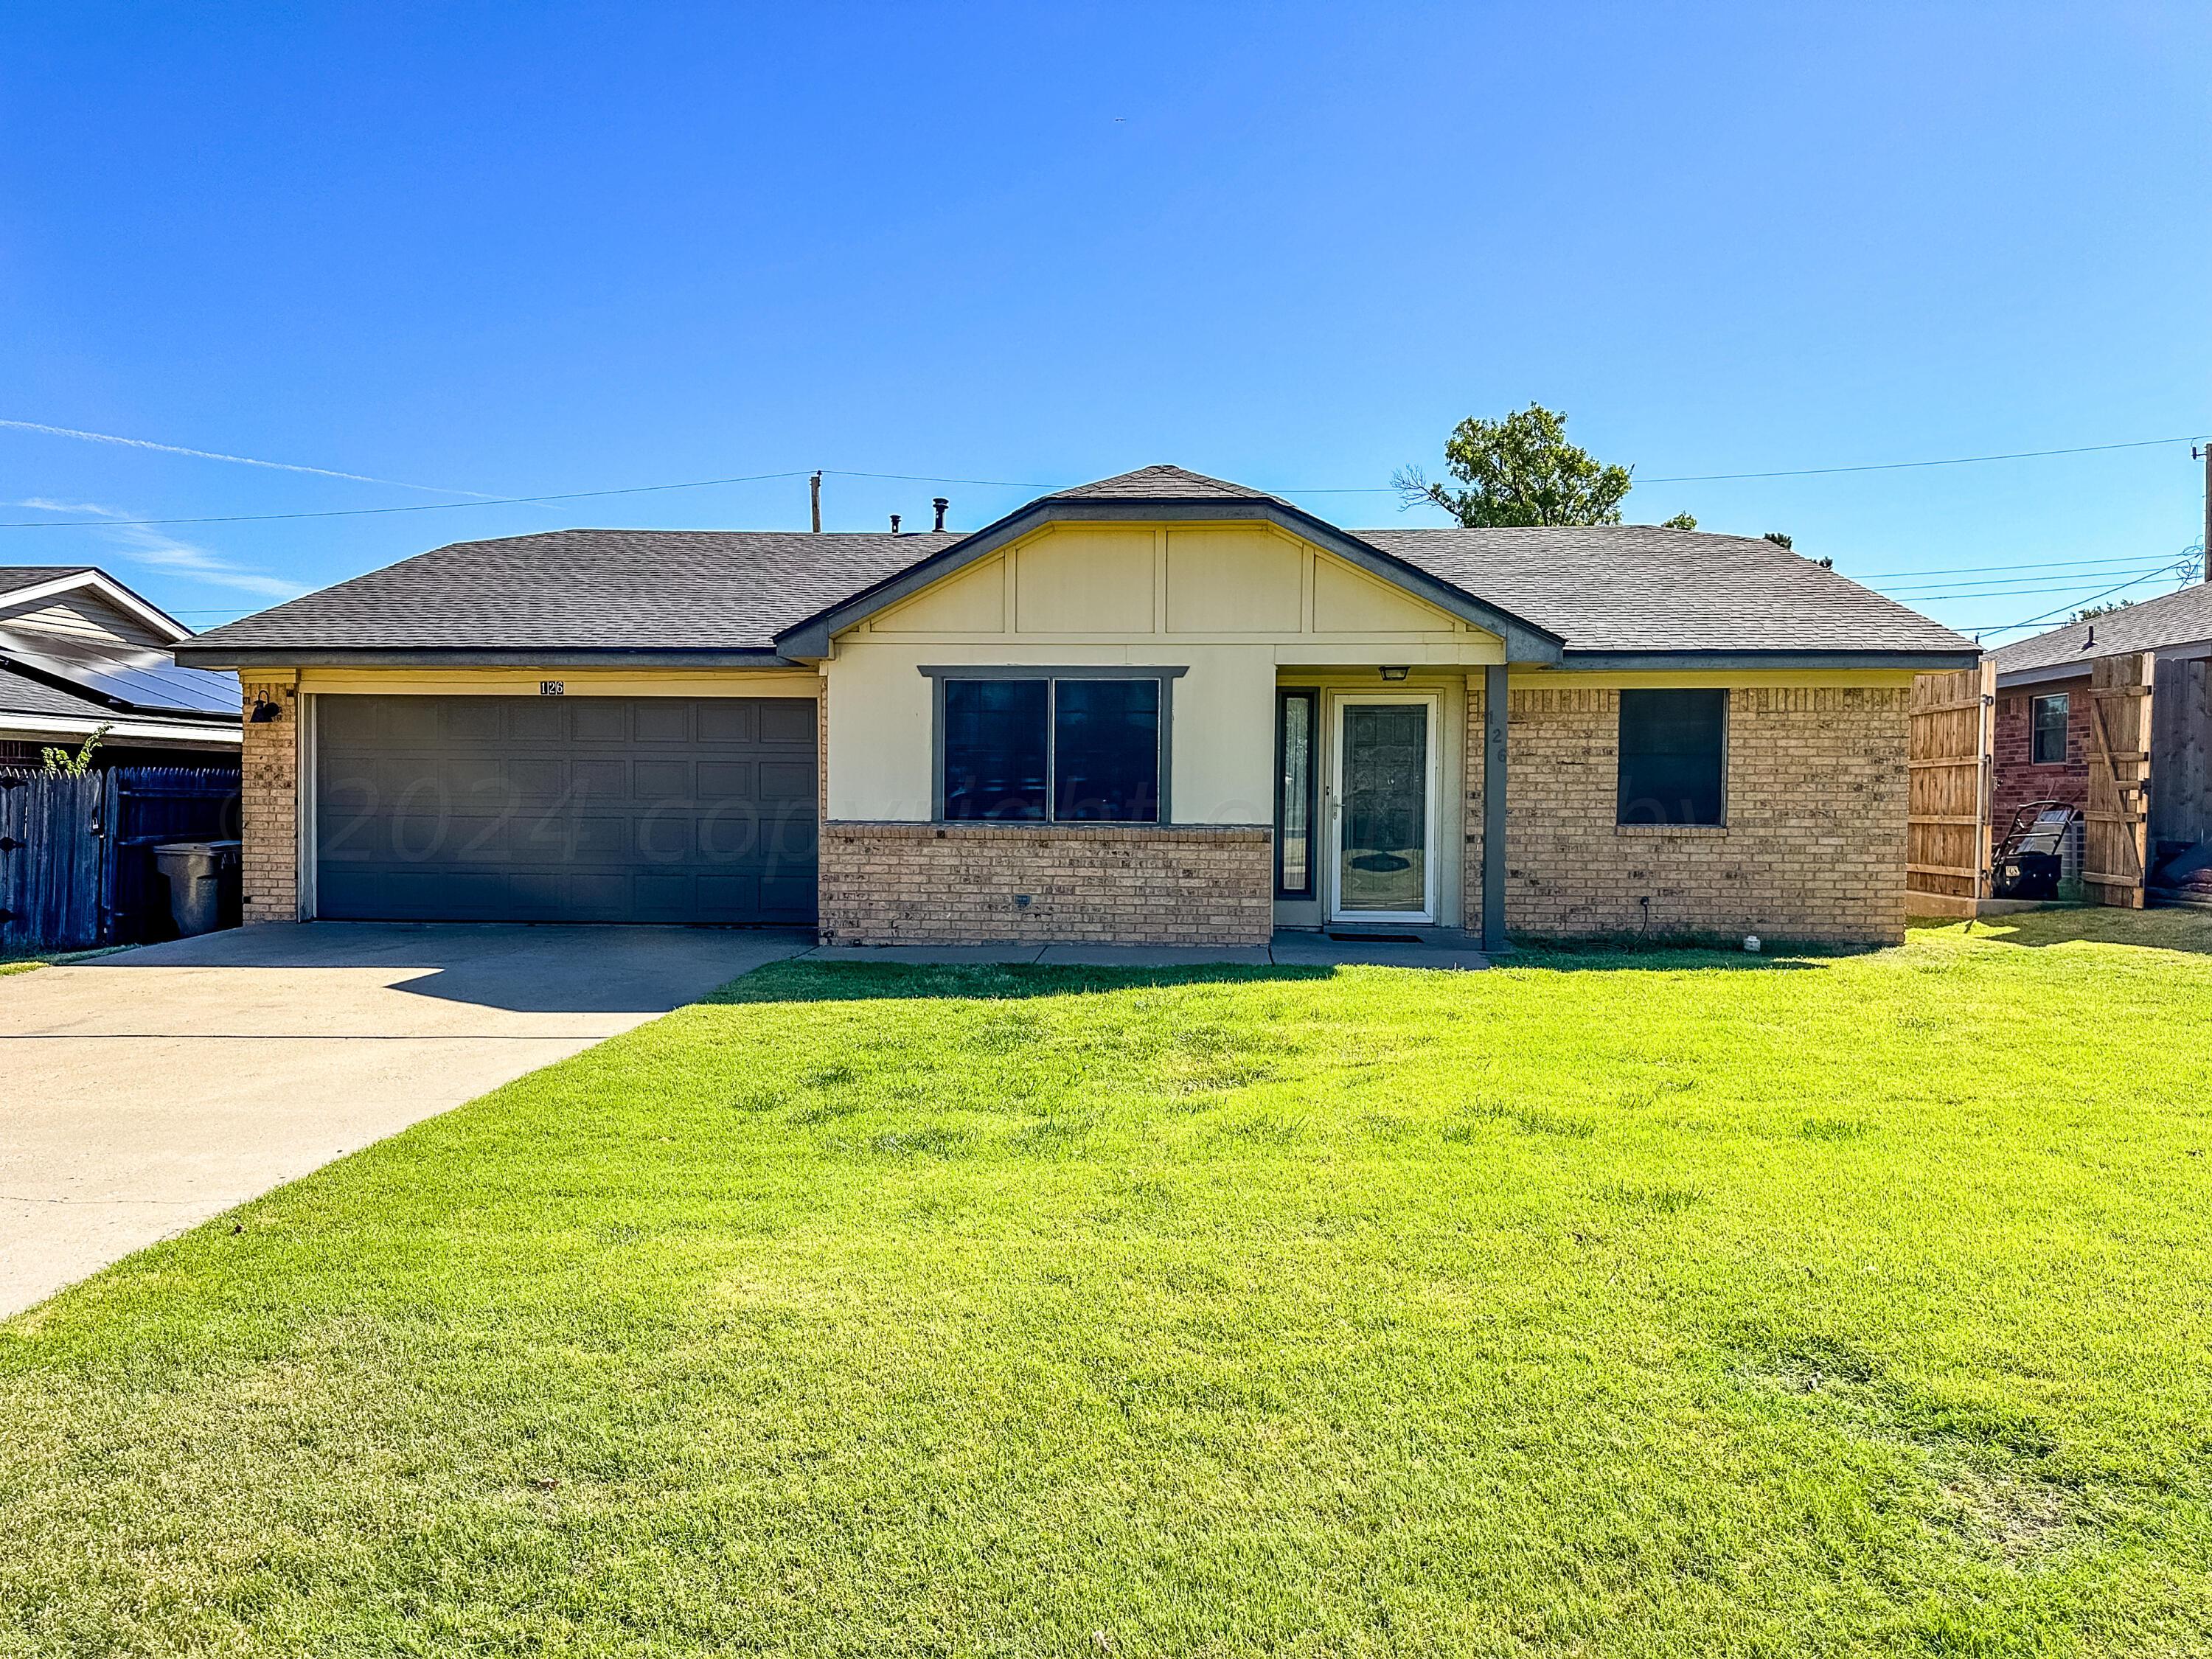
<box><xmin>1907</xmin><ymin>661</ymin><xmax>1994</xmax><ymax>917</ymax></box>
<box><xmin>0</xmin><ymin>765</ymin><xmax>240</xmax><ymax>953</ymax></box>
<box><xmin>2083</xmin><ymin>651</ymin><xmax>2154</xmax><ymax>908</ymax></box>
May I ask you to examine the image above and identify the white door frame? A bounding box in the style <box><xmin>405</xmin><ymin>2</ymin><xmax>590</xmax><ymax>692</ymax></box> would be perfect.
<box><xmin>1326</xmin><ymin>690</ymin><xmax>1440</xmax><ymax>925</ymax></box>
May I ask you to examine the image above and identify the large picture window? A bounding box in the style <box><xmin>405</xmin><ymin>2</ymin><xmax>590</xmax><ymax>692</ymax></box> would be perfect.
<box><xmin>936</xmin><ymin>671</ymin><xmax>1171</xmax><ymax>823</ymax></box>
<box><xmin>1618</xmin><ymin>689</ymin><xmax>1726</xmax><ymax>826</ymax></box>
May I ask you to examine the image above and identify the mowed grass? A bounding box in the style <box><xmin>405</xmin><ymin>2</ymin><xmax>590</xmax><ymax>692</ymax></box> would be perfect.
<box><xmin>5</xmin><ymin>914</ymin><xmax>2212</xmax><ymax>1656</ymax></box>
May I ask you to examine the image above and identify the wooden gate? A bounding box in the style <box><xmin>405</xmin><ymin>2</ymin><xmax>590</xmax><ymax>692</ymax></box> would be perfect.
<box><xmin>2084</xmin><ymin>651</ymin><xmax>2155</xmax><ymax>907</ymax></box>
<box><xmin>2149</xmin><ymin>654</ymin><xmax>2212</xmax><ymax>857</ymax></box>
<box><xmin>0</xmin><ymin>772</ymin><xmax>104</xmax><ymax>951</ymax></box>
<box><xmin>1907</xmin><ymin>661</ymin><xmax>1994</xmax><ymax>917</ymax></box>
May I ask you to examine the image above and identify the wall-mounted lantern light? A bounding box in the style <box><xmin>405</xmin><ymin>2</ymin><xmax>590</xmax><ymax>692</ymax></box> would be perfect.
<box><xmin>247</xmin><ymin>696</ymin><xmax>283</xmax><ymax>723</ymax></box>
<box><xmin>1378</xmin><ymin>665</ymin><xmax>1411</xmax><ymax>683</ymax></box>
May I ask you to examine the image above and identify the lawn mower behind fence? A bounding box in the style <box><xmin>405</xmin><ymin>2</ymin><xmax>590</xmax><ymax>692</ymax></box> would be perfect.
<box><xmin>1989</xmin><ymin>801</ymin><xmax>2079</xmax><ymax>900</ymax></box>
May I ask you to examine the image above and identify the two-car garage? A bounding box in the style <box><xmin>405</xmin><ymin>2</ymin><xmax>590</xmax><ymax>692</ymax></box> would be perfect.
<box><xmin>310</xmin><ymin>695</ymin><xmax>818</xmax><ymax>926</ymax></box>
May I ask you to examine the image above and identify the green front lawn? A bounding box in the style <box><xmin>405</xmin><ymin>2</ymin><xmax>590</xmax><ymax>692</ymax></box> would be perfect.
<box><xmin>6</xmin><ymin>913</ymin><xmax>2212</xmax><ymax>1656</ymax></box>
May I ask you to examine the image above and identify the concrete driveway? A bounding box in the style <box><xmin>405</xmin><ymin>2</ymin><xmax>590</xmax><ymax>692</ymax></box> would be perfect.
<box><xmin>0</xmin><ymin>922</ymin><xmax>807</xmax><ymax>1317</ymax></box>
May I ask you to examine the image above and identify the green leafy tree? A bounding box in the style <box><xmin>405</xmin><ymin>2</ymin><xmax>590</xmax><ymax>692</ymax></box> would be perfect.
<box><xmin>1394</xmin><ymin>404</ymin><xmax>1635</xmax><ymax>528</ymax></box>
<box><xmin>2070</xmin><ymin>599</ymin><xmax>2135</xmax><ymax>625</ymax></box>
<box><xmin>1660</xmin><ymin>512</ymin><xmax>1698</xmax><ymax>531</ymax></box>
<box><xmin>1762</xmin><ymin>531</ymin><xmax>1792</xmax><ymax>549</ymax></box>
<box><xmin>41</xmin><ymin>722</ymin><xmax>110</xmax><ymax>776</ymax></box>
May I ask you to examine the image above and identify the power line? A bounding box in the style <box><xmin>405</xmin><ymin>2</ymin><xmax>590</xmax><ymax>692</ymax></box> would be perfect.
<box><xmin>7</xmin><ymin>423</ymin><xmax>2208</xmax><ymax>532</ymax></box>
<box><xmin>1851</xmin><ymin>549</ymin><xmax>2194</xmax><ymax>580</ymax></box>
<box><xmin>1961</xmin><ymin>562</ymin><xmax>2200</xmax><ymax>636</ymax></box>
<box><xmin>1879</xmin><ymin>563</ymin><xmax>2183</xmax><ymax>599</ymax></box>
<box><xmin>1635</xmin><ymin>433</ymin><xmax>2209</xmax><ymax>484</ymax></box>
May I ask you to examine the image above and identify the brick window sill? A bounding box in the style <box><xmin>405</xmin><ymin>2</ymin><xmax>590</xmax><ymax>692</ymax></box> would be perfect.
<box><xmin>1615</xmin><ymin>822</ymin><xmax>1730</xmax><ymax>838</ymax></box>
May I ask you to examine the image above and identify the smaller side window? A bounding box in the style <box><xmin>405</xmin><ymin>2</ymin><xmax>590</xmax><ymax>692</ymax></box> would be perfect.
<box><xmin>1275</xmin><ymin>689</ymin><xmax>1317</xmax><ymax>898</ymax></box>
<box><xmin>1618</xmin><ymin>689</ymin><xmax>1726</xmax><ymax>826</ymax></box>
<box><xmin>2031</xmin><ymin>693</ymin><xmax>2070</xmax><ymax>765</ymax></box>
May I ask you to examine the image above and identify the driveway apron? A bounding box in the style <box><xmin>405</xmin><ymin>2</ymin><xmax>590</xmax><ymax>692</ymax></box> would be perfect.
<box><xmin>0</xmin><ymin>922</ymin><xmax>804</xmax><ymax>1316</ymax></box>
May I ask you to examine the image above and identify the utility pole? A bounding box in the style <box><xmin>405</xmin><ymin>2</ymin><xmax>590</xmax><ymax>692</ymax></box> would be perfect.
<box><xmin>810</xmin><ymin>471</ymin><xmax>822</xmax><ymax>535</ymax></box>
<box><xmin>2198</xmin><ymin>445</ymin><xmax>2211</xmax><ymax>582</ymax></box>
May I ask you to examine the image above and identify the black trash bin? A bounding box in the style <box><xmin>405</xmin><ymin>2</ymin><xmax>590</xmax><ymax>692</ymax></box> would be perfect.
<box><xmin>153</xmin><ymin>839</ymin><xmax>243</xmax><ymax>936</ymax></box>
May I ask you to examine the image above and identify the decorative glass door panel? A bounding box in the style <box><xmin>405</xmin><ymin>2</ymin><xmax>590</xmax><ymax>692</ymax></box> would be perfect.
<box><xmin>1332</xmin><ymin>698</ymin><xmax>1433</xmax><ymax>919</ymax></box>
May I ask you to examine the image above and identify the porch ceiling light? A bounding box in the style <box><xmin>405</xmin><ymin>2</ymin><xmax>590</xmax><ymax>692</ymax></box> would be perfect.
<box><xmin>1378</xmin><ymin>665</ymin><xmax>1411</xmax><ymax>682</ymax></box>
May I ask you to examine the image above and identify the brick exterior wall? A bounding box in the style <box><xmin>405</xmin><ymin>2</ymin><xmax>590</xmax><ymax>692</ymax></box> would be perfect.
<box><xmin>818</xmin><ymin>821</ymin><xmax>1273</xmax><ymax>945</ymax></box>
<box><xmin>1992</xmin><ymin>676</ymin><xmax>2090</xmax><ymax>829</ymax></box>
<box><xmin>240</xmin><ymin>678</ymin><xmax>299</xmax><ymax>923</ymax></box>
<box><xmin>1464</xmin><ymin>680</ymin><xmax>1910</xmax><ymax>945</ymax></box>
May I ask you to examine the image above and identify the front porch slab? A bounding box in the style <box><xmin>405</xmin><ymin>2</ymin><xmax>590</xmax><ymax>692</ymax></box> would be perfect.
<box><xmin>1269</xmin><ymin>929</ymin><xmax>1490</xmax><ymax>970</ymax></box>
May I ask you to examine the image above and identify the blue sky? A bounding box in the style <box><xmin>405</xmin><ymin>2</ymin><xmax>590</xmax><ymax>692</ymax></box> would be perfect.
<box><xmin>3</xmin><ymin>2</ymin><xmax>2207</xmax><ymax>642</ymax></box>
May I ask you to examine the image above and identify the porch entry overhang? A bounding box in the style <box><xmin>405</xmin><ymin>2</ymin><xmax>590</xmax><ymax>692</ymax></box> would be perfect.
<box><xmin>1274</xmin><ymin>666</ymin><xmax>1509</xmax><ymax>952</ymax></box>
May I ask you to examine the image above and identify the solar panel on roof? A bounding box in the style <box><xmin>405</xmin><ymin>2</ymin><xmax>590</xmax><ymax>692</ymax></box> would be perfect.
<box><xmin>0</xmin><ymin>626</ymin><xmax>240</xmax><ymax>717</ymax></box>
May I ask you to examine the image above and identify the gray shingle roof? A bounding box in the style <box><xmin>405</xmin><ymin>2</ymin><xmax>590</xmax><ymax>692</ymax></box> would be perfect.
<box><xmin>0</xmin><ymin>566</ymin><xmax>99</xmax><ymax>599</ymax></box>
<box><xmin>1052</xmin><ymin>465</ymin><xmax>1275</xmax><ymax>501</ymax></box>
<box><xmin>181</xmin><ymin>468</ymin><xmax>1974</xmax><ymax>664</ymax></box>
<box><xmin>1365</xmin><ymin>525</ymin><xmax>1975</xmax><ymax>656</ymax></box>
<box><xmin>1990</xmin><ymin>580</ymin><xmax>2212</xmax><ymax>678</ymax></box>
<box><xmin>188</xmin><ymin>529</ymin><xmax>958</xmax><ymax>655</ymax></box>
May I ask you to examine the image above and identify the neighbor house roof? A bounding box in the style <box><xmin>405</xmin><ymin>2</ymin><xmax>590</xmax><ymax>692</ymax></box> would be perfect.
<box><xmin>178</xmin><ymin>466</ymin><xmax>1978</xmax><ymax>670</ymax></box>
<box><xmin>0</xmin><ymin>664</ymin><xmax>120</xmax><ymax>722</ymax></box>
<box><xmin>0</xmin><ymin>566</ymin><xmax>100</xmax><ymax>598</ymax></box>
<box><xmin>1989</xmin><ymin>580</ymin><xmax>2212</xmax><ymax>682</ymax></box>
<box><xmin>0</xmin><ymin>566</ymin><xmax>240</xmax><ymax>742</ymax></box>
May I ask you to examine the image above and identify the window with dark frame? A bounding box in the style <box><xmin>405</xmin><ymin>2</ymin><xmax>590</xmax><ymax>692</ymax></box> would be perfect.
<box><xmin>942</xmin><ymin>679</ymin><xmax>1049</xmax><ymax>820</ymax></box>
<box><xmin>1276</xmin><ymin>688</ymin><xmax>1317</xmax><ymax>898</ymax></box>
<box><xmin>1617</xmin><ymin>689</ymin><xmax>1726</xmax><ymax>826</ymax></box>
<box><xmin>939</xmin><ymin>675</ymin><xmax>1162</xmax><ymax>824</ymax></box>
<box><xmin>2031</xmin><ymin>692</ymin><xmax>2070</xmax><ymax>765</ymax></box>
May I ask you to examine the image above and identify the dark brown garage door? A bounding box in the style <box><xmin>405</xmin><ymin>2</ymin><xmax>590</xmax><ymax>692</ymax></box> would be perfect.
<box><xmin>314</xmin><ymin>695</ymin><xmax>817</xmax><ymax>925</ymax></box>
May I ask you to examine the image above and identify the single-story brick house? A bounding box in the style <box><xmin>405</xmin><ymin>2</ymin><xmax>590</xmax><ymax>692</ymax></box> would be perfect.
<box><xmin>1989</xmin><ymin>580</ymin><xmax>2212</xmax><ymax>881</ymax></box>
<box><xmin>175</xmin><ymin>465</ymin><xmax>1976</xmax><ymax>947</ymax></box>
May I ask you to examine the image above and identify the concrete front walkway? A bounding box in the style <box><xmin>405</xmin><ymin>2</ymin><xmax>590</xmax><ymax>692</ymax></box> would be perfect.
<box><xmin>805</xmin><ymin>930</ymin><xmax>1492</xmax><ymax>971</ymax></box>
<box><xmin>0</xmin><ymin>922</ymin><xmax>807</xmax><ymax>1317</ymax></box>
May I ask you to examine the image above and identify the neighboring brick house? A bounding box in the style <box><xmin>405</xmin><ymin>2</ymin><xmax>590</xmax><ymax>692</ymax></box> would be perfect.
<box><xmin>176</xmin><ymin>466</ymin><xmax>1976</xmax><ymax>947</ymax></box>
<box><xmin>1990</xmin><ymin>581</ymin><xmax>2212</xmax><ymax>876</ymax></box>
<box><xmin>1989</xmin><ymin>671</ymin><xmax>2091</xmax><ymax>874</ymax></box>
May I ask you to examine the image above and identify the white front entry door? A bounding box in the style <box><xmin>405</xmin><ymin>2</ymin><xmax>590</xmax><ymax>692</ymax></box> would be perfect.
<box><xmin>1328</xmin><ymin>692</ymin><xmax>1439</xmax><ymax>924</ymax></box>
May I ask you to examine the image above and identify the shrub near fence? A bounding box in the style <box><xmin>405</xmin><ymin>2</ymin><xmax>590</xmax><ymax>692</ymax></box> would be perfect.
<box><xmin>0</xmin><ymin>765</ymin><xmax>242</xmax><ymax>953</ymax></box>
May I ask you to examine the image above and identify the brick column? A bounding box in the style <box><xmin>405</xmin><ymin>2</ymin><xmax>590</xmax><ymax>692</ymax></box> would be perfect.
<box><xmin>239</xmin><ymin>678</ymin><xmax>299</xmax><ymax>923</ymax></box>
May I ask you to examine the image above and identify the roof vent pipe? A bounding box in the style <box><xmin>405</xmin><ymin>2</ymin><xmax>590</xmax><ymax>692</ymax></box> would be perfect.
<box><xmin>933</xmin><ymin>497</ymin><xmax>949</xmax><ymax>533</ymax></box>
<box><xmin>889</xmin><ymin>514</ymin><xmax>901</xmax><ymax>535</ymax></box>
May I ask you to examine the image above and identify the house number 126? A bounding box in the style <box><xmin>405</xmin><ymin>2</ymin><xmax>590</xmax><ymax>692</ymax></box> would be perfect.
<box><xmin>540</xmin><ymin>681</ymin><xmax>565</xmax><ymax>696</ymax></box>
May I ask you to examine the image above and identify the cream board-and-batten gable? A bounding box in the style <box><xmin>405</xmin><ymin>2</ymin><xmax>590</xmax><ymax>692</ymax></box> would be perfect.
<box><xmin>820</xmin><ymin>520</ymin><xmax>1507</xmax><ymax>825</ymax></box>
<box><xmin>840</xmin><ymin>521</ymin><xmax>1503</xmax><ymax>658</ymax></box>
